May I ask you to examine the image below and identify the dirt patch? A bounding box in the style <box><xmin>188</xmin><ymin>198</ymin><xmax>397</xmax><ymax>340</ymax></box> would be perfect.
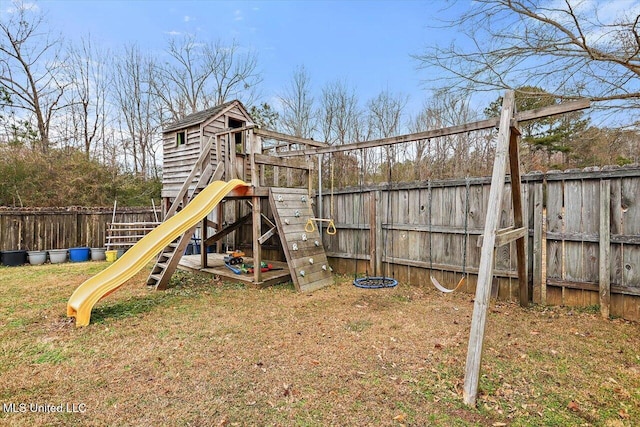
<box><xmin>0</xmin><ymin>265</ymin><xmax>638</xmax><ymax>426</ymax></box>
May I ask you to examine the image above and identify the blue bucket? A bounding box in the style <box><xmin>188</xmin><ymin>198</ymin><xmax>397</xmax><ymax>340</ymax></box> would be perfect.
<box><xmin>68</xmin><ymin>247</ymin><xmax>90</xmax><ymax>262</ymax></box>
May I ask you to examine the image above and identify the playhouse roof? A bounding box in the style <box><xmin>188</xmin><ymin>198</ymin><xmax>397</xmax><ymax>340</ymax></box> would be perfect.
<box><xmin>163</xmin><ymin>100</ymin><xmax>248</xmax><ymax>133</ymax></box>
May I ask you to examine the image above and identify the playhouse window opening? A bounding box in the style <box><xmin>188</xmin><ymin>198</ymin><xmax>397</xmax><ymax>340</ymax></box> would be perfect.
<box><xmin>176</xmin><ymin>131</ymin><xmax>186</xmax><ymax>147</ymax></box>
<box><xmin>228</xmin><ymin>118</ymin><xmax>246</xmax><ymax>153</ymax></box>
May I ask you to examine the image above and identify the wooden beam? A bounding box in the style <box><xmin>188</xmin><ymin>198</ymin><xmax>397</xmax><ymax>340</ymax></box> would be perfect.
<box><xmin>277</xmin><ymin>99</ymin><xmax>590</xmax><ymax>157</ymax></box>
<box><xmin>225</xmin><ymin>186</ymin><xmax>268</xmax><ymax>198</ymax></box>
<box><xmin>254</xmin><ymin>153</ymin><xmax>314</xmax><ymax>170</ymax></box>
<box><xmin>516</xmin><ymin>98</ymin><xmax>590</xmax><ymax>122</ymax></box>
<box><xmin>203</xmin><ymin>212</ymin><xmax>251</xmax><ymax>246</ymax></box>
<box><xmin>599</xmin><ymin>180</ymin><xmax>611</xmax><ymax>319</ymax></box>
<box><xmin>258</xmin><ymin>226</ymin><xmax>278</xmax><ymax>245</ymax></box>
<box><xmin>245</xmin><ymin>200</ymin><xmax>276</xmax><ymax>229</ymax></box>
<box><xmin>254</xmin><ymin>128</ymin><xmax>328</xmax><ymax>148</ymax></box>
<box><xmin>463</xmin><ymin>90</ymin><xmax>516</xmax><ymax>407</ymax></box>
<box><xmin>252</xmin><ymin>195</ymin><xmax>262</xmax><ymax>283</ymax></box>
<box><xmin>209</xmin><ymin>124</ymin><xmax>255</xmax><ymax>137</ymax></box>
<box><xmin>201</xmin><ymin>216</ymin><xmax>208</xmax><ymax>268</ymax></box>
<box><xmin>477</xmin><ymin>226</ymin><xmax>527</xmax><ymax>247</ymax></box>
<box><xmin>508</xmin><ymin>125</ymin><xmax>529</xmax><ymax>307</ymax></box>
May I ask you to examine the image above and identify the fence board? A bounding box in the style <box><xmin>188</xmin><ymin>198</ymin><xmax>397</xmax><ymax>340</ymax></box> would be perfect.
<box><xmin>0</xmin><ymin>208</ymin><xmax>157</xmax><ymax>252</ymax></box>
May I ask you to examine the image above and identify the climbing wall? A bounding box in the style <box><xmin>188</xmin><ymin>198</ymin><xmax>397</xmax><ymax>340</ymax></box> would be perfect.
<box><xmin>269</xmin><ymin>187</ymin><xmax>334</xmax><ymax>292</ymax></box>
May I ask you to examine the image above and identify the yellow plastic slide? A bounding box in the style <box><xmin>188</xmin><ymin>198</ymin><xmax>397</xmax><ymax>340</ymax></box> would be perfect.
<box><xmin>67</xmin><ymin>179</ymin><xmax>248</xmax><ymax>327</ymax></box>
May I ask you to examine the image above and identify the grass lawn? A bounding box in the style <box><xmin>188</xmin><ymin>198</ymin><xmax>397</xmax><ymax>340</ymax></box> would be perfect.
<box><xmin>0</xmin><ymin>261</ymin><xmax>638</xmax><ymax>426</ymax></box>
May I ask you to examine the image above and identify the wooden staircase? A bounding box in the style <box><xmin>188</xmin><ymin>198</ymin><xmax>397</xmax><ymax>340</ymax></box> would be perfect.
<box><xmin>147</xmin><ymin>137</ymin><xmax>222</xmax><ymax>290</ymax></box>
<box><xmin>269</xmin><ymin>187</ymin><xmax>333</xmax><ymax>292</ymax></box>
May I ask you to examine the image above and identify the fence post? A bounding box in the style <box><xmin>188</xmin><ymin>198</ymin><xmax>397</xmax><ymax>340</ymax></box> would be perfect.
<box><xmin>532</xmin><ymin>181</ymin><xmax>544</xmax><ymax>303</ymax></box>
<box><xmin>599</xmin><ymin>179</ymin><xmax>611</xmax><ymax>318</ymax></box>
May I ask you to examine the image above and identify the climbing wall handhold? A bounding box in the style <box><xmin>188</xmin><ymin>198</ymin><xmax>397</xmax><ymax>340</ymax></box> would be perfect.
<box><xmin>284</xmin><ymin>219</ymin><xmax>290</xmax><ymax>225</ymax></box>
<box><xmin>322</xmin><ymin>265</ymin><xmax>327</xmax><ymax>271</ymax></box>
<box><xmin>301</xmin><ymin>195</ymin><xmax>307</xmax><ymax>202</ymax></box>
<box><xmin>277</xmin><ymin>195</ymin><xmax>283</xmax><ymax>202</ymax></box>
<box><xmin>314</xmin><ymin>240</ymin><xmax>320</xmax><ymax>247</ymax></box>
<box><xmin>292</xmin><ymin>243</ymin><xmax>298</xmax><ymax>251</ymax></box>
<box><xmin>301</xmin><ymin>233</ymin><xmax>307</xmax><ymax>241</ymax></box>
<box><xmin>308</xmin><ymin>258</ymin><xmax>314</xmax><ymax>264</ymax></box>
<box><xmin>294</xmin><ymin>210</ymin><xmax>300</xmax><ymax>217</ymax></box>
<box><xmin>300</xmin><ymin>270</ymin><xmax>305</xmax><ymax>277</ymax></box>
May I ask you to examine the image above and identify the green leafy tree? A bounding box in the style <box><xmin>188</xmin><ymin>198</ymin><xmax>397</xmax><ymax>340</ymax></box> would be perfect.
<box><xmin>249</xmin><ymin>103</ymin><xmax>279</xmax><ymax>130</ymax></box>
<box><xmin>485</xmin><ymin>86</ymin><xmax>588</xmax><ymax>169</ymax></box>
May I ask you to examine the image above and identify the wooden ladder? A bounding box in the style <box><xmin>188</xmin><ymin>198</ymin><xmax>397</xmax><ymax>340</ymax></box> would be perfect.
<box><xmin>147</xmin><ymin>137</ymin><xmax>222</xmax><ymax>290</ymax></box>
<box><xmin>105</xmin><ymin>221</ymin><xmax>161</xmax><ymax>250</ymax></box>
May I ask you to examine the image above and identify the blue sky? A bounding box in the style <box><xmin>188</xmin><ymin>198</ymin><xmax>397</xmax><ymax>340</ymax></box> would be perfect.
<box><xmin>39</xmin><ymin>0</ymin><xmax>464</xmax><ymax>116</ymax></box>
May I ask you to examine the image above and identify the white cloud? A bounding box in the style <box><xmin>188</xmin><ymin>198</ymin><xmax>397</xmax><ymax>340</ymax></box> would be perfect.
<box><xmin>234</xmin><ymin>9</ymin><xmax>243</xmax><ymax>21</ymax></box>
<box><xmin>165</xmin><ymin>30</ymin><xmax>181</xmax><ymax>36</ymax></box>
<box><xmin>184</xmin><ymin>15</ymin><xmax>192</xmax><ymax>22</ymax></box>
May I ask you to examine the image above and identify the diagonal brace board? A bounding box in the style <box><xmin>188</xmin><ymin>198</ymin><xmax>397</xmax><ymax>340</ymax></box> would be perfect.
<box><xmin>462</xmin><ymin>91</ymin><xmax>528</xmax><ymax>406</ymax></box>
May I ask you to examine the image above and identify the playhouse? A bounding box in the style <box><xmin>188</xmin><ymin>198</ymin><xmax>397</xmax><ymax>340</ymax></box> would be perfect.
<box><xmin>153</xmin><ymin>99</ymin><xmax>334</xmax><ymax>292</ymax></box>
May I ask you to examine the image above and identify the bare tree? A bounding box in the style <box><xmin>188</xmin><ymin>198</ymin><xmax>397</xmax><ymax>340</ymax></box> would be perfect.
<box><xmin>319</xmin><ymin>79</ymin><xmax>362</xmax><ymax>145</ymax></box>
<box><xmin>318</xmin><ymin>79</ymin><xmax>364</xmax><ymax>187</ymax></box>
<box><xmin>112</xmin><ymin>44</ymin><xmax>161</xmax><ymax>178</ymax></box>
<box><xmin>409</xmin><ymin>91</ymin><xmax>491</xmax><ymax>179</ymax></box>
<box><xmin>64</xmin><ymin>35</ymin><xmax>110</xmax><ymax>157</ymax></box>
<box><xmin>0</xmin><ymin>0</ymin><xmax>70</xmax><ymax>151</ymax></box>
<box><xmin>366</xmin><ymin>90</ymin><xmax>408</xmax><ymax>180</ymax></box>
<box><xmin>154</xmin><ymin>35</ymin><xmax>261</xmax><ymax>121</ymax></box>
<box><xmin>278</xmin><ymin>65</ymin><xmax>316</xmax><ymax>138</ymax></box>
<box><xmin>415</xmin><ymin>0</ymin><xmax>640</xmax><ymax>124</ymax></box>
<box><xmin>367</xmin><ymin>90</ymin><xmax>407</xmax><ymax>139</ymax></box>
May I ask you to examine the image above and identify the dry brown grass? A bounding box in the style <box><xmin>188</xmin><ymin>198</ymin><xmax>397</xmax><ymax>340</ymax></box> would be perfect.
<box><xmin>0</xmin><ymin>262</ymin><xmax>638</xmax><ymax>426</ymax></box>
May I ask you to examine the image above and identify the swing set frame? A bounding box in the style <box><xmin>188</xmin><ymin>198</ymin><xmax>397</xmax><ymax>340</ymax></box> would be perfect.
<box><xmin>290</xmin><ymin>92</ymin><xmax>589</xmax><ymax>406</ymax></box>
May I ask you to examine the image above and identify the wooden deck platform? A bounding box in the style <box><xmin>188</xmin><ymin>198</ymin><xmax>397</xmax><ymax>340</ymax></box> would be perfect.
<box><xmin>177</xmin><ymin>253</ymin><xmax>292</xmax><ymax>288</ymax></box>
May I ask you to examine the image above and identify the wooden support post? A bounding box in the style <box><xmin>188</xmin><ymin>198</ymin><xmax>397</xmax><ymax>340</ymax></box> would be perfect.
<box><xmin>599</xmin><ymin>179</ymin><xmax>611</xmax><ymax>318</ymax></box>
<box><xmin>274</xmin><ymin>145</ymin><xmax>280</xmax><ymax>186</ymax></box>
<box><xmin>286</xmin><ymin>144</ymin><xmax>293</xmax><ymax>185</ymax></box>
<box><xmin>250</xmin><ymin>130</ymin><xmax>262</xmax><ymax>284</ymax></box>
<box><xmin>463</xmin><ymin>90</ymin><xmax>515</xmax><ymax>407</ymax></box>
<box><xmin>252</xmin><ymin>196</ymin><xmax>262</xmax><ymax>283</ymax></box>
<box><xmin>201</xmin><ymin>217</ymin><xmax>208</xmax><ymax>268</ymax></box>
<box><xmin>532</xmin><ymin>182</ymin><xmax>544</xmax><ymax>304</ymax></box>
<box><xmin>216</xmin><ymin>206</ymin><xmax>224</xmax><ymax>253</ymax></box>
<box><xmin>508</xmin><ymin>126</ymin><xmax>529</xmax><ymax>306</ymax></box>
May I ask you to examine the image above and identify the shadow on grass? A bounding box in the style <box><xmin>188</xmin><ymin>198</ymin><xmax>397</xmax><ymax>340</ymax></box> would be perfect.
<box><xmin>91</xmin><ymin>294</ymin><xmax>169</xmax><ymax>324</ymax></box>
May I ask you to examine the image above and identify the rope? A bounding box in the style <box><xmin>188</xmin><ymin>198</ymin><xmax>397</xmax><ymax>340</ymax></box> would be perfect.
<box><xmin>428</xmin><ymin>180</ymin><xmax>447</xmax><ymax>291</ymax></box>
<box><xmin>353</xmin><ymin>149</ymin><xmax>365</xmax><ymax>280</ymax></box>
<box><xmin>386</xmin><ymin>147</ymin><xmax>395</xmax><ymax>280</ymax></box>
<box><xmin>430</xmin><ymin>178</ymin><xmax>471</xmax><ymax>294</ymax></box>
<box><xmin>305</xmin><ymin>153</ymin><xmax>336</xmax><ymax>235</ymax></box>
<box><xmin>330</xmin><ymin>160</ymin><xmax>335</xmax><ymax>219</ymax></box>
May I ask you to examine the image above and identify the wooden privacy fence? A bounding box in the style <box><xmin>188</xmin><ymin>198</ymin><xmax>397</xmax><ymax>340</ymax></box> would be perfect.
<box><xmin>0</xmin><ymin>207</ymin><xmax>157</xmax><ymax>252</ymax></box>
<box><xmin>318</xmin><ymin>165</ymin><xmax>640</xmax><ymax>321</ymax></box>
